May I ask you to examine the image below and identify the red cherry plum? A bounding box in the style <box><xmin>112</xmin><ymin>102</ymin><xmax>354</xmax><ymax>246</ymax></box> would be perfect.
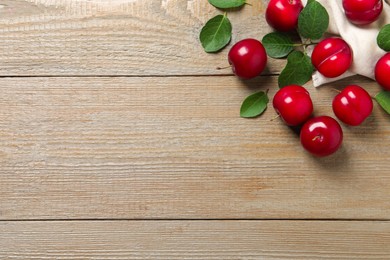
<box><xmin>342</xmin><ymin>0</ymin><xmax>383</xmax><ymax>25</ymax></box>
<box><xmin>300</xmin><ymin>116</ymin><xmax>343</xmax><ymax>157</ymax></box>
<box><xmin>375</xmin><ymin>53</ymin><xmax>390</xmax><ymax>90</ymax></box>
<box><xmin>266</xmin><ymin>0</ymin><xmax>304</xmax><ymax>31</ymax></box>
<box><xmin>228</xmin><ymin>39</ymin><xmax>267</xmax><ymax>79</ymax></box>
<box><xmin>332</xmin><ymin>85</ymin><xmax>373</xmax><ymax>126</ymax></box>
<box><xmin>311</xmin><ymin>37</ymin><xmax>353</xmax><ymax>78</ymax></box>
<box><xmin>273</xmin><ymin>85</ymin><xmax>313</xmax><ymax>126</ymax></box>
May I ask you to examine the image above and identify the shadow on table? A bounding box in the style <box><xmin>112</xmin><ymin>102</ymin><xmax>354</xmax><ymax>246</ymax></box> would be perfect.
<box><xmin>237</xmin><ymin>75</ymin><xmax>276</xmax><ymax>91</ymax></box>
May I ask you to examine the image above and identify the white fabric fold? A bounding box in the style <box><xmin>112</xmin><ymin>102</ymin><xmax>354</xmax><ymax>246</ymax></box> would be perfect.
<box><xmin>301</xmin><ymin>0</ymin><xmax>390</xmax><ymax>87</ymax></box>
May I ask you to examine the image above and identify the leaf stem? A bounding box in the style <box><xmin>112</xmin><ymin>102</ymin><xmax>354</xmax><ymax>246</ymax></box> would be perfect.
<box><xmin>293</xmin><ymin>42</ymin><xmax>317</xmax><ymax>47</ymax></box>
<box><xmin>301</xmin><ymin>40</ymin><xmax>316</xmax><ymax>55</ymax></box>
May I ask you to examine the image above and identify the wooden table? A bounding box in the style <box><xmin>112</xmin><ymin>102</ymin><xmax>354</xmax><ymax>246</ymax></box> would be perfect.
<box><xmin>0</xmin><ymin>0</ymin><xmax>389</xmax><ymax>258</ymax></box>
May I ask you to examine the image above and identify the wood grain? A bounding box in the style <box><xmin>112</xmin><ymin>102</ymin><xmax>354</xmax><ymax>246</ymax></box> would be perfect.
<box><xmin>1</xmin><ymin>220</ymin><xmax>389</xmax><ymax>259</ymax></box>
<box><xmin>1</xmin><ymin>76</ymin><xmax>389</xmax><ymax>220</ymax></box>
<box><xmin>1</xmin><ymin>0</ymin><xmax>389</xmax><ymax>258</ymax></box>
<box><xmin>0</xmin><ymin>0</ymin><xmax>285</xmax><ymax>76</ymax></box>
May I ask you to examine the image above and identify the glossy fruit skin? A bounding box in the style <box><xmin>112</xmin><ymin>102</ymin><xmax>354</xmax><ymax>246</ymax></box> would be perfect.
<box><xmin>342</xmin><ymin>0</ymin><xmax>383</xmax><ymax>25</ymax></box>
<box><xmin>228</xmin><ymin>39</ymin><xmax>267</xmax><ymax>79</ymax></box>
<box><xmin>300</xmin><ymin>116</ymin><xmax>343</xmax><ymax>157</ymax></box>
<box><xmin>273</xmin><ymin>85</ymin><xmax>313</xmax><ymax>126</ymax></box>
<box><xmin>332</xmin><ymin>85</ymin><xmax>373</xmax><ymax>126</ymax></box>
<box><xmin>265</xmin><ymin>0</ymin><xmax>304</xmax><ymax>31</ymax></box>
<box><xmin>375</xmin><ymin>53</ymin><xmax>390</xmax><ymax>90</ymax></box>
<box><xmin>311</xmin><ymin>37</ymin><xmax>353</xmax><ymax>78</ymax></box>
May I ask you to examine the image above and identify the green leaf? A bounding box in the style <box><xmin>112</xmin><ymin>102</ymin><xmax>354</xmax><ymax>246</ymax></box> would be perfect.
<box><xmin>200</xmin><ymin>14</ymin><xmax>232</xmax><ymax>53</ymax></box>
<box><xmin>298</xmin><ymin>0</ymin><xmax>329</xmax><ymax>40</ymax></box>
<box><xmin>375</xmin><ymin>90</ymin><xmax>390</xmax><ymax>114</ymax></box>
<box><xmin>262</xmin><ymin>32</ymin><xmax>295</xmax><ymax>58</ymax></box>
<box><xmin>377</xmin><ymin>24</ymin><xmax>390</xmax><ymax>51</ymax></box>
<box><xmin>240</xmin><ymin>91</ymin><xmax>269</xmax><ymax>118</ymax></box>
<box><xmin>278</xmin><ymin>51</ymin><xmax>313</xmax><ymax>88</ymax></box>
<box><xmin>208</xmin><ymin>0</ymin><xmax>246</xmax><ymax>9</ymax></box>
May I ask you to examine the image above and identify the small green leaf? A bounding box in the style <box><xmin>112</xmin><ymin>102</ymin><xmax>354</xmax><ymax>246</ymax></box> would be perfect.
<box><xmin>240</xmin><ymin>91</ymin><xmax>269</xmax><ymax>118</ymax></box>
<box><xmin>200</xmin><ymin>14</ymin><xmax>232</xmax><ymax>53</ymax></box>
<box><xmin>377</xmin><ymin>24</ymin><xmax>390</xmax><ymax>51</ymax></box>
<box><xmin>262</xmin><ymin>32</ymin><xmax>295</xmax><ymax>58</ymax></box>
<box><xmin>375</xmin><ymin>90</ymin><xmax>390</xmax><ymax>114</ymax></box>
<box><xmin>208</xmin><ymin>0</ymin><xmax>246</xmax><ymax>9</ymax></box>
<box><xmin>278</xmin><ymin>51</ymin><xmax>313</xmax><ymax>88</ymax></box>
<box><xmin>298</xmin><ymin>0</ymin><xmax>329</xmax><ymax>40</ymax></box>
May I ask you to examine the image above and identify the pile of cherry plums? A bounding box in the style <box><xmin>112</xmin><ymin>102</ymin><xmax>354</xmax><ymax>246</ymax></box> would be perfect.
<box><xmin>227</xmin><ymin>0</ymin><xmax>389</xmax><ymax>157</ymax></box>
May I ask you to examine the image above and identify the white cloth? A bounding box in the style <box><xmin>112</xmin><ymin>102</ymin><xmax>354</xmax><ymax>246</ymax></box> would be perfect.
<box><xmin>302</xmin><ymin>0</ymin><xmax>390</xmax><ymax>87</ymax></box>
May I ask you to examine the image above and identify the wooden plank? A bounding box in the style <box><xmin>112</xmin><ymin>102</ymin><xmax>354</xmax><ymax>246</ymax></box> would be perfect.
<box><xmin>0</xmin><ymin>0</ymin><xmax>285</xmax><ymax>76</ymax></box>
<box><xmin>0</xmin><ymin>76</ymin><xmax>390</xmax><ymax>220</ymax></box>
<box><xmin>1</xmin><ymin>220</ymin><xmax>389</xmax><ymax>259</ymax></box>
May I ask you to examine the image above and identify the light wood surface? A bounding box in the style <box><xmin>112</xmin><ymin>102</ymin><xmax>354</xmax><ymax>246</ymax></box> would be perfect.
<box><xmin>1</xmin><ymin>0</ymin><xmax>389</xmax><ymax>258</ymax></box>
<box><xmin>1</xmin><ymin>76</ymin><xmax>389</xmax><ymax>220</ymax></box>
<box><xmin>1</xmin><ymin>221</ymin><xmax>390</xmax><ymax>259</ymax></box>
<box><xmin>0</xmin><ymin>0</ymin><xmax>284</xmax><ymax>76</ymax></box>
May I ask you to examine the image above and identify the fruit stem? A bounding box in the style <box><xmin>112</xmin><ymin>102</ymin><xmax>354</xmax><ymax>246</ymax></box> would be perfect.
<box><xmin>312</xmin><ymin>135</ymin><xmax>321</xmax><ymax>141</ymax></box>
<box><xmin>331</xmin><ymin>88</ymin><xmax>342</xmax><ymax>94</ymax></box>
<box><xmin>270</xmin><ymin>114</ymin><xmax>280</xmax><ymax>122</ymax></box>
<box><xmin>216</xmin><ymin>65</ymin><xmax>231</xmax><ymax>70</ymax></box>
